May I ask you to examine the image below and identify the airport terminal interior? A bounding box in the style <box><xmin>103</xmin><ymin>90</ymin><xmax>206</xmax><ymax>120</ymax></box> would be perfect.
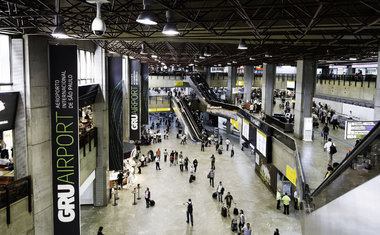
<box><xmin>0</xmin><ymin>0</ymin><xmax>380</xmax><ymax>235</ymax></box>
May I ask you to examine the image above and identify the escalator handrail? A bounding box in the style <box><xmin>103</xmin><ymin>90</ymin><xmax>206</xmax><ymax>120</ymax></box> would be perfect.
<box><xmin>311</xmin><ymin>121</ymin><xmax>380</xmax><ymax>197</ymax></box>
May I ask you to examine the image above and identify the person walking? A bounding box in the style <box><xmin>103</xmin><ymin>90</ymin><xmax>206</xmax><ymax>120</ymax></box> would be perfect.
<box><xmin>276</xmin><ymin>189</ymin><xmax>281</xmax><ymax>209</ymax></box>
<box><xmin>170</xmin><ymin>152</ymin><xmax>174</xmax><ymax>167</ymax></box>
<box><xmin>201</xmin><ymin>141</ymin><xmax>205</xmax><ymax>152</ymax></box>
<box><xmin>322</xmin><ymin>124</ymin><xmax>329</xmax><ymax>142</ymax></box>
<box><xmin>224</xmin><ymin>192</ymin><xmax>234</xmax><ymax>216</ymax></box>
<box><xmin>331</xmin><ymin>113</ymin><xmax>338</xmax><ymax>130</ymax></box>
<box><xmin>225</xmin><ymin>138</ymin><xmax>231</xmax><ymax>151</ymax></box>
<box><xmin>155</xmin><ymin>155</ymin><xmax>161</xmax><ymax>170</ymax></box>
<box><xmin>174</xmin><ymin>151</ymin><xmax>179</xmax><ymax>166</ymax></box>
<box><xmin>215</xmin><ymin>142</ymin><xmax>220</xmax><ymax>151</ymax></box>
<box><xmin>117</xmin><ymin>171</ymin><xmax>124</xmax><ymax>190</ymax></box>
<box><xmin>179</xmin><ymin>157</ymin><xmax>184</xmax><ymax>171</ymax></box>
<box><xmin>219</xmin><ymin>136</ymin><xmax>223</xmax><ymax>146</ymax></box>
<box><xmin>242</xmin><ymin>223</ymin><xmax>252</xmax><ymax>235</ymax></box>
<box><xmin>238</xmin><ymin>210</ymin><xmax>245</xmax><ymax>233</ymax></box>
<box><xmin>184</xmin><ymin>199</ymin><xmax>193</xmax><ymax>226</ymax></box>
<box><xmin>193</xmin><ymin>159</ymin><xmax>198</xmax><ymax>172</ymax></box>
<box><xmin>324</xmin><ymin>138</ymin><xmax>336</xmax><ymax>166</ymax></box>
<box><xmin>210</xmin><ymin>154</ymin><xmax>215</xmax><ymax>170</ymax></box>
<box><xmin>156</xmin><ymin>148</ymin><xmax>161</xmax><ymax>161</ymax></box>
<box><xmin>208</xmin><ymin>169</ymin><xmax>215</xmax><ymax>187</ymax></box>
<box><xmin>294</xmin><ymin>190</ymin><xmax>299</xmax><ymax>210</ymax></box>
<box><xmin>189</xmin><ymin>166</ymin><xmax>195</xmax><ymax>183</ymax></box>
<box><xmin>231</xmin><ymin>144</ymin><xmax>235</xmax><ymax>157</ymax></box>
<box><xmin>184</xmin><ymin>156</ymin><xmax>189</xmax><ymax>170</ymax></box>
<box><xmin>216</xmin><ymin>181</ymin><xmax>225</xmax><ymax>203</ymax></box>
<box><xmin>145</xmin><ymin>188</ymin><xmax>151</xmax><ymax>208</ymax></box>
<box><xmin>282</xmin><ymin>193</ymin><xmax>291</xmax><ymax>215</ymax></box>
<box><xmin>137</xmin><ymin>161</ymin><xmax>142</xmax><ymax>174</ymax></box>
<box><xmin>97</xmin><ymin>226</ymin><xmax>104</xmax><ymax>235</ymax></box>
<box><xmin>274</xmin><ymin>228</ymin><xmax>280</xmax><ymax>235</ymax></box>
<box><xmin>163</xmin><ymin>149</ymin><xmax>168</xmax><ymax>162</ymax></box>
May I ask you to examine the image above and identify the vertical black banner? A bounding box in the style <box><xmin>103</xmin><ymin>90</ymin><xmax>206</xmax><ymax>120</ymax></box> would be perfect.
<box><xmin>141</xmin><ymin>63</ymin><xmax>149</xmax><ymax>125</ymax></box>
<box><xmin>108</xmin><ymin>57</ymin><xmax>123</xmax><ymax>171</ymax></box>
<box><xmin>49</xmin><ymin>45</ymin><xmax>80</xmax><ymax>235</ymax></box>
<box><xmin>129</xmin><ymin>60</ymin><xmax>141</xmax><ymax>140</ymax></box>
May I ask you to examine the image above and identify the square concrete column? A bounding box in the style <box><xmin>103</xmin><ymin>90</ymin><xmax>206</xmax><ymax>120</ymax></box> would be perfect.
<box><xmin>262</xmin><ymin>63</ymin><xmax>276</xmax><ymax>116</ymax></box>
<box><xmin>375</xmin><ymin>50</ymin><xmax>380</xmax><ymax>120</ymax></box>
<box><xmin>226</xmin><ymin>118</ymin><xmax>232</xmax><ymax>134</ymax></box>
<box><xmin>294</xmin><ymin>60</ymin><xmax>317</xmax><ymax>139</ymax></box>
<box><xmin>243</xmin><ymin>65</ymin><xmax>254</xmax><ymax>102</ymax></box>
<box><xmin>227</xmin><ymin>66</ymin><xmax>237</xmax><ymax>103</ymax></box>
<box><xmin>204</xmin><ymin>66</ymin><xmax>211</xmax><ymax>86</ymax></box>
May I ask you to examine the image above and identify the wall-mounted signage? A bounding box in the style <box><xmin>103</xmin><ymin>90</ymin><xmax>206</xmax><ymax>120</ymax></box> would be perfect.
<box><xmin>345</xmin><ymin>121</ymin><xmax>378</xmax><ymax>139</ymax></box>
<box><xmin>0</xmin><ymin>92</ymin><xmax>19</xmax><ymax>132</ymax></box>
<box><xmin>129</xmin><ymin>60</ymin><xmax>141</xmax><ymax>140</ymax></box>
<box><xmin>256</xmin><ymin>129</ymin><xmax>267</xmax><ymax>157</ymax></box>
<box><xmin>286</xmin><ymin>165</ymin><xmax>297</xmax><ymax>186</ymax></box>
<box><xmin>242</xmin><ymin>119</ymin><xmax>249</xmax><ymax>140</ymax></box>
<box><xmin>49</xmin><ymin>45</ymin><xmax>80</xmax><ymax>235</ymax></box>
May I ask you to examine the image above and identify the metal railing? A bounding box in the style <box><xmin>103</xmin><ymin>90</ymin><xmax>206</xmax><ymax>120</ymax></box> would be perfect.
<box><xmin>316</xmin><ymin>74</ymin><xmax>377</xmax><ymax>87</ymax></box>
<box><xmin>0</xmin><ymin>176</ymin><xmax>32</xmax><ymax>225</ymax></box>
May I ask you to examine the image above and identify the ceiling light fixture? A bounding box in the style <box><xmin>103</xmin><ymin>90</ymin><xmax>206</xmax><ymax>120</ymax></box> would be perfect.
<box><xmin>151</xmin><ymin>54</ymin><xmax>158</xmax><ymax>58</ymax></box>
<box><xmin>140</xmin><ymin>43</ymin><xmax>148</xmax><ymax>55</ymax></box>
<box><xmin>199</xmin><ymin>55</ymin><xmax>205</xmax><ymax>59</ymax></box>
<box><xmin>249</xmin><ymin>57</ymin><xmax>255</xmax><ymax>61</ymax></box>
<box><xmin>204</xmin><ymin>46</ymin><xmax>211</xmax><ymax>57</ymax></box>
<box><xmin>162</xmin><ymin>10</ymin><xmax>179</xmax><ymax>36</ymax></box>
<box><xmin>238</xmin><ymin>39</ymin><xmax>248</xmax><ymax>50</ymax></box>
<box><xmin>136</xmin><ymin>0</ymin><xmax>157</xmax><ymax>25</ymax></box>
<box><xmin>232</xmin><ymin>60</ymin><xmax>237</xmax><ymax>64</ymax></box>
<box><xmin>51</xmin><ymin>0</ymin><xmax>69</xmax><ymax>39</ymax></box>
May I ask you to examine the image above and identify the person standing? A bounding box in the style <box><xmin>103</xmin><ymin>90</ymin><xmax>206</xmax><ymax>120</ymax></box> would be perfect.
<box><xmin>155</xmin><ymin>156</ymin><xmax>161</xmax><ymax>170</ymax></box>
<box><xmin>294</xmin><ymin>190</ymin><xmax>299</xmax><ymax>210</ymax></box>
<box><xmin>117</xmin><ymin>171</ymin><xmax>124</xmax><ymax>190</ymax></box>
<box><xmin>193</xmin><ymin>159</ymin><xmax>198</xmax><ymax>172</ymax></box>
<box><xmin>242</xmin><ymin>223</ymin><xmax>252</xmax><ymax>235</ymax></box>
<box><xmin>324</xmin><ymin>138</ymin><xmax>336</xmax><ymax>166</ymax></box>
<box><xmin>282</xmin><ymin>193</ymin><xmax>291</xmax><ymax>215</ymax></box>
<box><xmin>179</xmin><ymin>157</ymin><xmax>184</xmax><ymax>171</ymax></box>
<box><xmin>208</xmin><ymin>169</ymin><xmax>215</xmax><ymax>187</ymax></box>
<box><xmin>231</xmin><ymin>144</ymin><xmax>235</xmax><ymax>157</ymax></box>
<box><xmin>331</xmin><ymin>113</ymin><xmax>338</xmax><ymax>130</ymax></box>
<box><xmin>215</xmin><ymin>142</ymin><xmax>220</xmax><ymax>151</ymax></box>
<box><xmin>274</xmin><ymin>228</ymin><xmax>280</xmax><ymax>235</ymax></box>
<box><xmin>276</xmin><ymin>189</ymin><xmax>281</xmax><ymax>210</ymax></box>
<box><xmin>97</xmin><ymin>226</ymin><xmax>104</xmax><ymax>235</ymax></box>
<box><xmin>225</xmin><ymin>138</ymin><xmax>231</xmax><ymax>151</ymax></box>
<box><xmin>224</xmin><ymin>192</ymin><xmax>234</xmax><ymax>215</ymax></box>
<box><xmin>219</xmin><ymin>136</ymin><xmax>223</xmax><ymax>146</ymax></box>
<box><xmin>189</xmin><ymin>166</ymin><xmax>195</xmax><ymax>183</ymax></box>
<box><xmin>137</xmin><ymin>161</ymin><xmax>142</xmax><ymax>174</ymax></box>
<box><xmin>174</xmin><ymin>151</ymin><xmax>179</xmax><ymax>166</ymax></box>
<box><xmin>184</xmin><ymin>199</ymin><xmax>193</xmax><ymax>226</ymax></box>
<box><xmin>210</xmin><ymin>154</ymin><xmax>215</xmax><ymax>170</ymax></box>
<box><xmin>163</xmin><ymin>149</ymin><xmax>168</xmax><ymax>162</ymax></box>
<box><xmin>201</xmin><ymin>141</ymin><xmax>205</xmax><ymax>152</ymax></box>
<box><xmin>216</xmin><ymin>181</ymin><xmax>225</xmax><ymax>203</ymax></box>
<box><xmin>156</xmin><ymin>148</ymin><xmax>161</xmax><ymax>161</ymax></box>
<box><xmin>145</xmin><ymin>188</ymin><xmax>151</xmax><ymax>208</ymax></box>
<box><xmin>322</xmin><ymin>124</ymin><xmax>329</xmax><ymax>142</ymax></box>
<box><xmin>238</xmin><ymin>210</ymin><xmax>245</xmax><ymax>233</ymax></box>
<box><xmin>184</xmin><ymin>156</ymin><xmax>189</xmax><ymax>171</ymax></box>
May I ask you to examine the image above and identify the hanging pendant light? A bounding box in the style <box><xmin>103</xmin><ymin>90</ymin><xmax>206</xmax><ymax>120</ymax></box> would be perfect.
<box><xmin>136</xmin><ymin>0</ymin><xmax>157</xmax><ymax>25</ymax></box>
<box><xmin>238</xmin><ymin>39</ymin><xmax>248</xmax><ymax>50</ymax></box>
<box><xmin>163</xmin><ymin>10</ymin><xmax>179</xmax><ymax>36</ymax></box>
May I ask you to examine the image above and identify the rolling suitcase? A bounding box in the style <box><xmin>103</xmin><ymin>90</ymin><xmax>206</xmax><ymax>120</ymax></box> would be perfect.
<box><xmin>231</xmin><ymin>218</ymin><xmax>238</xmax><ymax>231</ymax></box>
<box><xmin>233</xmin><ymin>207</ymin><xmax>239</xmax><ymax>215</ymax></box>
<box><xmin>221</xmin><ymin>206</ymin><xmax>227</xmax><ymax>217</ymax></box>
<box><xmin>218</xmin><ymin>149</ymin><xmax>222</xmax><ymax>155</ymax></box>
<box><xmin>212</xmin><ymin>192</ymin><xmax>217</xmax><ymax>199</ymax></box>
<box><xmin>150</xmin><ymin>200</ymin><xmax>155</xmax><ymax>206</ymax></box>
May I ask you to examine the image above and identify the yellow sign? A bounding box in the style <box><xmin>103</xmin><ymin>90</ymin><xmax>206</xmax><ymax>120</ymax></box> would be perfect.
<box><xmin>286</xmin><ymin>165</ymin><xmax>297</xmax><ymax>186</ymax></box>
<box><xmin>235</xmin><ymin>81</ymin><xmax>244</xmax><ymax>86</ymax></box>
<box><xmin>174</xmin><ymin>81</ymin><xmax>183</xmax><ymax>86</ymax></box>
<box><xmin>149</xmin><ymin>108</ymin><xmax>171</xmax><ymax>112</ymax></box>
<box><xmin>230</xmin><ymin>119</ymin><xmax>239</xmax><ymax>130</ymax></box>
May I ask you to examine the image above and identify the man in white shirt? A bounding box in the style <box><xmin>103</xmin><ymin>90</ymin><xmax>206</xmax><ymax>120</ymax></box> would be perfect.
<box><xmin>324</xmin><ymin>138</ymin><xmax>336</xmax><ymax>166</ymax></box>
<box><xmin>225</xmin><ymin>138</ymin><xmax>231</xmax><ymax>151</ymax></box>
<box><xmin>155</xmin><ymin>156</ymin><xmax>161</xmax><ymax>170</ymax></box>
<box><xmin>216</xmin><ymin>181</ymin><xmax>225</xmax><ymax>203</ymax></box>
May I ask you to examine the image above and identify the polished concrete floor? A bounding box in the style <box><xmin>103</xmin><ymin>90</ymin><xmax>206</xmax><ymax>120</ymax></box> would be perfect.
<box><xmin>81</xmin><ymin>117</ymin><xmax>302</xmax><ymax>235</ymax></box>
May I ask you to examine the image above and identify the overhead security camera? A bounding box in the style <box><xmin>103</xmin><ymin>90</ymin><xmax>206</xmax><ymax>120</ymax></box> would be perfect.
<box><xmin>87</xmin><ymin>0</ymin><xmax>109</xmax><ymax>36</ymax></box>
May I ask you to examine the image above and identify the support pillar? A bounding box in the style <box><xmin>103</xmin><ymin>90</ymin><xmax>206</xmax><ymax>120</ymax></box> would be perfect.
<box><xmin>243</xmin><ymin>65</ymin><xmax>254</xmax><ymax>102</ymax></box>
<box><xmin>227</xmin><ymin>66</ymin><xmax>237</xmax><ymax>103</ymax></box>
<box><xmin>262</xmin><ymin>63</ymin><xmax>276</xmax><ymax>116</ymax></box>
<box><xmin>294</xmin><ymin>60</ymin><xmax>317</xmax><ymax>139</ymax></box>
<box><xmin>374</xmin><ymin>50</ymin><xmax>380</xmax><ymax>120</ymax></box>
<box><xmin>226</xmin><ymin>118</ymin><xmax>232</xmax><ymax>134</ymax></box>
<box><xmin>204</xmin><ymin>66</ymin><xmax>211</xmax><ymax>87</ymax></box>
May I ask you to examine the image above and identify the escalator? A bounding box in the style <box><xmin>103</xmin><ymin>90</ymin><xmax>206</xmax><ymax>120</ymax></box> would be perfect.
<box><xmin>302</xmin><ymin>122</ymin><xmax>380</xmax><ymax>234</ymax></box>
<box><xmin>171</xmin><ymin>97</ymin><xmax>203</xmax><ymax>142</ymax></box>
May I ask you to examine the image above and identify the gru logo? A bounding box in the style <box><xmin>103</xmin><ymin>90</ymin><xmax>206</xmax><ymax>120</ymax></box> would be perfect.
<box><xmin>57</xmin><ymin>184</ymin><xmax>75</xmax><ymax>222</ymax></box>
<box><xmin>131</xmin><ymin>114</ymin><xmax>138</xmax><ymax>130</ymax></box>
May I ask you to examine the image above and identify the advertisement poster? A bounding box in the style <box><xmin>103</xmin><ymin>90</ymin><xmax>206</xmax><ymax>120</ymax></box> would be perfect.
<box><xmin>256</xmin><ymin>129</ymin><xmax>267</xmax><ymax>157</ymax></box>
<box><xmin>49</xmin><ymin>45</ymin><xmax>80</xmax><ymax>235</ymax></box>
<box><xmin>129</xmin><ymin>60</ymin><xmax>141</xmax><ymax>140</ymax></box>
<box><xmin>242</xmin><ymin>119</ymin><xmax>249</xmax><ymax>140</ymax></box>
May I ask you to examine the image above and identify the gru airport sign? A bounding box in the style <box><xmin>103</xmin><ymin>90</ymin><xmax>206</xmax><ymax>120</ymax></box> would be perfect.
<box><xmin>129</xmin><ymin>60</ymin><xmax>141</xmax><ymax>140</ymax></box>
<box><xmin>49</xmin><ymin>45</ymin><xmax>80</xmax><ymax>235</ymax></box>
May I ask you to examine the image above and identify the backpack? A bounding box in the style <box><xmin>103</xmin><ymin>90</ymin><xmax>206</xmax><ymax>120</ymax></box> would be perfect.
<box><xmin>330</xmin><ymin>143</ymin><xmax>337</xmax><ymax>154</ymax></box>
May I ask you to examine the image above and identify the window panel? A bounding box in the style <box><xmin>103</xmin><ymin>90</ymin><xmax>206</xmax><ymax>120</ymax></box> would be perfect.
<box><xmin>0</xmin><ymin>35</ymin><xmax>11</xmax><ymax>84</ymax></box>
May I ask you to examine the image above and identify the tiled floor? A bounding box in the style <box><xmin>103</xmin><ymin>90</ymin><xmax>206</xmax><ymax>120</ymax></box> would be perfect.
<box><xmin>80</xmin><ymin>116</ymin><xmax>302</xmax><ymax>235</ymax></box>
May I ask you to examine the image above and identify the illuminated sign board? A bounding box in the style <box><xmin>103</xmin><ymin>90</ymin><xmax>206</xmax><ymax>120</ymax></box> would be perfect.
<box><xmin>345</xmin><ymin>121</ymin><xmax>378</xmax><ymax>139</ymax></box>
